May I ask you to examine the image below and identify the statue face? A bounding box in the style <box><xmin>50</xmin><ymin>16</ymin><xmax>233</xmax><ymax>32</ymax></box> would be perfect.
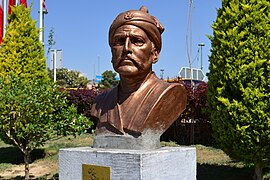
<box><xmin>111</xmin><ymin>25</ymin><xmax>158</xmax><ymax>77</ymax></box>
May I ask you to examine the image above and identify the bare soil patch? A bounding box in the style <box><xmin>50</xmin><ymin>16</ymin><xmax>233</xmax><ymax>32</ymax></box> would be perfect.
<box><xmin>0</xmin><ymin>157</ymin><xmax>57</xmax><ymax>179</ymax></box>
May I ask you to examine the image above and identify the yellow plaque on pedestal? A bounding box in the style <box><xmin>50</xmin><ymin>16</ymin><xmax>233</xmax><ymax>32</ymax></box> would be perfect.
<box><xmin>82</xmin><ymin>164</ymin><xmax>110</xmax><ymax>180</ymax></box>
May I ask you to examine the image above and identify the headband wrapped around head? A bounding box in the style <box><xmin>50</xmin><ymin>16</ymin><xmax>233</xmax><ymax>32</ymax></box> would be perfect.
<box><xmin>109</xmin><ymin>6</ymin><xmax>164</xmax><ymax>52</ymax></box>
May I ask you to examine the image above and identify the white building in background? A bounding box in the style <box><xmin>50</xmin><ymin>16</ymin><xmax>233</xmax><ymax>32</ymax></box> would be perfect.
<box><xmin>178</xmin><ymin>67</ymin><xmax>205</xmax><ymax>81</ymax></box>
<box><xmin>50</xmin><ymin>49</ymin><xmax>63</xmax><ymax>69</ymax></box>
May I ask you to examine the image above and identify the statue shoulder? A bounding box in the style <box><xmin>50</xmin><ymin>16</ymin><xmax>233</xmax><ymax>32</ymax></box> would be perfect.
<box><xmin>165</xmin><ymin>82</ymin><xmax>186</xmax><ymax>94</ymax></box>
<box><xmin>95</xmin><ymin>90</ymin><xmax>107</xmax><ymax>103</ymax></box>
<box><xmin>143</xmin><ymin>81</ymin><xmax>187</xmax><ymax>131</ymax></box>
<box><xmin>154</xmin><ymin>79</ymin><xmax>186</xmax><ymax>97</ymax></box>
<box><xmin>94</xmin><ymin>87</ymin><xmax>117</xmax><ymax>103</ymax></box>
<box><xmin>91</xmin><ymin>87</ymin><xmax>118</xmax><ymax>116</ymax></box>
<box><xmin>159</xmin><ymin>82</ymin><xmax>187</xmax><ymax>104</ymax></box>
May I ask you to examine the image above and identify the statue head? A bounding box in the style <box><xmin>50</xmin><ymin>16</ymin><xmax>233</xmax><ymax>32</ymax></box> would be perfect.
<box><xmin>109</xmin><ymin>6</ymin><xmax>165</xmax><ymax>78</ymax></box>
<box><xmin>92</xmin><ymin>7</ymin><xmax>187</xmax><ymax>150</ymax></box>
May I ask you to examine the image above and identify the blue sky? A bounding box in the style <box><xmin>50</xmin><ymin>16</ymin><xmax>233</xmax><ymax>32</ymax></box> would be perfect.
<box><xmin>30</xmin><ymin>0</ymin><xmax>221</xmax><ymax>80</ymax></box>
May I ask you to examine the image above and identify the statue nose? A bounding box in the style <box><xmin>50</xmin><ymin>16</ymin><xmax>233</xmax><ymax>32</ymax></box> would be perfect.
<box><xmin>123</xmin><ymin>38</ymin><xmax>132</xmax><ymax>54</ymax></box>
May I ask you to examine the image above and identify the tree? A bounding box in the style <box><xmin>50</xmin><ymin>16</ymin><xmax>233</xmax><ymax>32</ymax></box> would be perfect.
<box><xmin>0</xmin><ymin>6</ymin><xmax>48</xmax><ymax>81</ymax></box>
<box><xmin>47</xmin><ymin>68</ymin><xmax>90</xmax><ymax>88</ymax></box>
<box><xmin>207</xmin><ymin>1</ymin><xmax>270</xmax><ymax>179</ymax></box>
<box><xmin>0</xmin><ymin>77</ymin><xmax>92</xmax><ymax>179</ymax></box>
<box><xmin>0</xmin><ymin>5</ymin><xmax>92</xmax><ymax>179</ymax></box>
<box><xmin>46</xmin><ymin>27</ymin><xmax>56</xmax><ymax>59</ymax></box>
<box><xmin>99</xmin><ymin>70</ymin><xmax>118</xmax><ymax>89</ymax></box>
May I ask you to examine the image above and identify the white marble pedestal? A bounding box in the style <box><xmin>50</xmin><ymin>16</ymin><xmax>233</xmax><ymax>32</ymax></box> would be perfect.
<box><xmin>59</xmin><ymin>146</ymin><xmax>196</xmax><ymax>180</ymax></box>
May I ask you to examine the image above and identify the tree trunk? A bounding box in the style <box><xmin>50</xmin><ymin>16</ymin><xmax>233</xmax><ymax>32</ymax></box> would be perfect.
<box><xmin>23</xmin><ymin>150</ymin><xmax>31</xmax><ymax>180</ymax></box>
<box><xmin>254</xmin><ymin>161</ymin><xmax>263</xmax><ymax>180</ymax></box>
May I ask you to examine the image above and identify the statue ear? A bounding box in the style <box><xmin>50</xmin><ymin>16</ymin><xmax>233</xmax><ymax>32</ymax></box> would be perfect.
<box><xmin>152</xmin><ymin>42</ymin><xmax>159</xmax><ymax>64</ymax></box>
<box><xmin>152</xmin><ymin>47</ymin><xmax>159</xmax><ymax>64</ymax></box>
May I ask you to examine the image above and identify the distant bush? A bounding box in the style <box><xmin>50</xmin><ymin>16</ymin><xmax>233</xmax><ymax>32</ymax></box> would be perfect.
<box><xmin>64</xmin><ymin>88</ymin><xmax>97</xmax><ymax>118</ymax></box>
<box><xmin>181</xmin><ymin>81</ymin><xmax>208</xmax><ymax>123</ymax></box>
<box><xmin>48</xmin><ymin>68</ymin><xmax>90</xmax><ymax>88</ymax></box>
<box><xmin>61</xmin><ymin>88</ymin><xmax>98</xmax><ymax>129</ymax></box>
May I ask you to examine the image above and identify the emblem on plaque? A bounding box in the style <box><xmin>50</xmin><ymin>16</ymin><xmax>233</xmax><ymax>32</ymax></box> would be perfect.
<box><xmin>82</xmin><ymin>164</ymin><xmax>110</xmax><ymax>180</ymax></box>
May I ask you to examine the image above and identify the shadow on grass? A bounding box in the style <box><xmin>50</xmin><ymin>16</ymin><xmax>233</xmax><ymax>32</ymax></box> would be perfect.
<box><xmin>197</xmin><ymin>163</ymin><xmax>254</xmax><ymax>180</ymax></box>
<box><xmin>6</xmin><ymin>173</ymin><xmax>59</xmax><ymax>180</ymax></box>
<box><xmin>0</xmin><ymin>147</ymin><xmax>45</xmax><ymax>164</ymax></box>
<box><xmin>1</xmin><ymin>175</ymin><xmax>38</xmax><ymax>180</ymax></box>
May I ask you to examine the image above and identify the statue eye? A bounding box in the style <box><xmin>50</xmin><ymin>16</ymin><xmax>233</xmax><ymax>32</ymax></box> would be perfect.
<box><xmin>131</xmin><ymin>37</ymin><xmax>144</xmax><ymax>46</ymax></box>
<box><xmin>113</xmin><ymin>36</ymin><xmax>125</xmax><ymax>46</ymax></box>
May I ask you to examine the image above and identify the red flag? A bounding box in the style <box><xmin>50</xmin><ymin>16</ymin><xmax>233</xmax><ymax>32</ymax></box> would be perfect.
<box><xmin>42</xmin><ymin>0</ymin><xmax>47</xmax><ymax>12</ymax></box>
<box><xmin>8</xmin><ymin>0</ymin><xmax>16</xmax><ymax>14</ymax></box>
<box><xmin>20</xmin><ymin>0</ymin><xmax>27</xmax><ymax>7</ymax></box>
<box><xmin>0</xmin><ymin>0</ymin><xmax>3</xmax><ymax>44</ymax></box>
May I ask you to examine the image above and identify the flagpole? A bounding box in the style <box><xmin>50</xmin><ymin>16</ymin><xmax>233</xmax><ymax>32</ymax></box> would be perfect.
<box><xmin>3</xmin><ymin>0</ymin><xmax>6</xmax><ymax>36</ymax></box>
<box><xmin>39</xmin><ymin>0</ymin><xmax>43</xmax><ymax>44</ymax></box>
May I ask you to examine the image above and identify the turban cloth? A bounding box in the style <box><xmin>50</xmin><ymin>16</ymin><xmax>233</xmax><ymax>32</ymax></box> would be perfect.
<box><xmin>109</xmin><ymin>6</ymin><xmax>165</xmax><ymax>53</ymax></box>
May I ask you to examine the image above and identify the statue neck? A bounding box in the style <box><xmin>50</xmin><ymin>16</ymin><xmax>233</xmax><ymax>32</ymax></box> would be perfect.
<box><xmin>119</xmin><ymin>71</ymin><xmax>153</xmax><ymax>94</ymax></box>
<box><xmin>117</xmin><ymin>71</ymin><xmax>154</xmax><ymax>104</ymax></box>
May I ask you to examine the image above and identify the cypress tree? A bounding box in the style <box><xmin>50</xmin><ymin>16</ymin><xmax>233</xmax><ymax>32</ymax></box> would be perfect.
<box><xmin>208</xmin><ymin>0</ymin><xmax>270</xmax><ymax>179</ymax></box>
<box><xmin>0</xmin><ymin>5</ymin><xmax>48</xmax><ymax>81</ymax></box>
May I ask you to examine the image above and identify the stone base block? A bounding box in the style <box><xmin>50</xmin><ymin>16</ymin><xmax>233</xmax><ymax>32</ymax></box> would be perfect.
<box><xmin>59</xmin><ymin>146</ymin><xmax>196</xmax><ymax>180</ymax></box>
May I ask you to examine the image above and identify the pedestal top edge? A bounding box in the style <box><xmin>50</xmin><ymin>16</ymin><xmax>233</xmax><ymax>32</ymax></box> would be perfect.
<box><xmin>59</xmin><ymin>146</ymin><xmax>196</xmax><ymax>154</ymax></box>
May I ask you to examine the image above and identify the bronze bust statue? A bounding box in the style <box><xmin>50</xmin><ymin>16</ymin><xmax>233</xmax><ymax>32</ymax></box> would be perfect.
<box><xmin>91</xmin><ymin>6</ymin><xmax>187</xmax><ymax>149</ymax></box>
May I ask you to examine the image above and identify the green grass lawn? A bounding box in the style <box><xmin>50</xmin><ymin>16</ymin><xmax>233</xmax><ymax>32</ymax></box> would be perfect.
<box><xmin>0</xmin><ymin>134</ymin><xmax>269</xmax><ymax>179</ymax></box>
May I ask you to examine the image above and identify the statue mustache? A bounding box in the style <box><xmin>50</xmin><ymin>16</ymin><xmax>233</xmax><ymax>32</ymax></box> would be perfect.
<box><xmin>116</xmin><ymin>55</ymin><xmax>143</xmax><ymax>69</ymax></box>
